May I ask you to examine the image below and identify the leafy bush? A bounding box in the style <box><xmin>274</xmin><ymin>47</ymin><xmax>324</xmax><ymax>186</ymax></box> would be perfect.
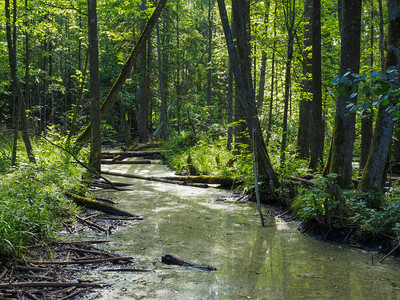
<box><xmin>0</xmin><ymin>135</ymin><xmax>84</xmax><ymax>261</ymax></box>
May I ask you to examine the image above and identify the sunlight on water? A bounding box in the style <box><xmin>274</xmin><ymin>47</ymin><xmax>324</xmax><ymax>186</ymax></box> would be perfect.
<box><xmin>81</xmin><ymin>162</ymin><xmax>400</xmax><ymax>300</ymax></box>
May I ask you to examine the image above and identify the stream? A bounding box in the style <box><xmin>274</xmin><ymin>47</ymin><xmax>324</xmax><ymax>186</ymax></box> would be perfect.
<box><xmin>80</xmin><ymin>160</ymin><xmax>400</xmax><ymax>299</ymax></box>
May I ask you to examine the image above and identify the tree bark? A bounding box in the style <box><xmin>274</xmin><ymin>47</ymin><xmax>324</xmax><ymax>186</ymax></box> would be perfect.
<box><xmin>72</xmin><ymin>0</ymin><xmax>168</xmax><ymax>154</ymax></box>
<box><xmin>88</xmin><ymin>0</ymin><xmax>101</xmax><ymax>174</ymax></box>
<box><xmin>297</xmin><ymin>0</ymin><xmax>312</xmax><ymax>159</ymax></box>
<box><xmin>280</xmin><ymin>0</ymin><xmax>296</xmax><ymax>167</ymax></box>
<box><xmin>217</xmin><ymin>0</ymin><xmax>279</xmax><ymax>190</ymax></box>
<box><xmin>5</xmin><ymin>0</ymin><xmax>35</xmax><ymax>164</ymax></box>
<box><xmin>357</xmin><ymin>0</ymin><xmax>400</xmax><ymax>192</ymax></box>
<box><xmin>309</xmin><ymin>0</ymin><xmax>324</xmax><ymax>169</ymax></box>
<box><xmin>156</xmin><ymin>20</ymin><xmax>168</xmax><ymax>141</ymax></box>
<box><xmin>324</xmin><ymin>0</ymin><xmax>362</xmax><ymax>188</ymax></box>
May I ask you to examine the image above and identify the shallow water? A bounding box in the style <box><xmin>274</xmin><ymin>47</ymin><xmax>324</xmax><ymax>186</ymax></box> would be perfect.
<box><xmin>81</xmin><ymin>161</ymin><xmax>400</xmax><ymax>299</ymax></box>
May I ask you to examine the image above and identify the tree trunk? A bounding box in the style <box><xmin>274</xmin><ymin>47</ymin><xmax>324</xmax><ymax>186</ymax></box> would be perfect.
<box><xmin>217</xmin><ymin>0</ymin><xmax>279</xmax><ymax>191</ymax></box>
<box><xmin>280</xmin><ymin>0</ymin><xmax>295</xmax><ymax>167</ymax></box>
<box><xmin>138</xmin><ymin>0</ymin><xmax>149</xmax><ymax>143</ymax></box>
<box><xmin>309</xmin><ymin>0</ymin><xmax>324</xmax><ymax>169</ymax></box>
<box><xmin>266</xmin><ymin>4</ymin><xmax>277</xmax><ymax>145</ymax></box>
<box><xmin>88</xmin><ymin>0</ymin><xmax>101</xmax><ymax>174</ymax></box>
<box><xmin>72</xmin><ymin>0</ymin><xmax>168</xmax><ymax>154</ymax></box>
<box><xmin>227</xmin><ymin>56</ymin><xmax>233</xmax><ymax>149</ymax></box>
<box><xmin>324</xmin><ymin>0</ymin><xmax>362</xmax><ymax>188</ymax></box>
<box><xmin>206</xmin><ymin>0</ymin><xmax>213</xmax><ymax>125</ymax></box>
<box><xmin>297</xmin><ymin>0</ymin><xmax>312</xmax><ymax>159</ymax></box>
<box><xmin>357</xmin><ymin>0</ymin><xmax>400</xmax><ymax>192</ymax></box>
<box><xmin>156</xmin><ymin>21</ymin><xmax>168</xmax><ymax>141</ymax></box>
<box><xmin>5</xmin><ymin>0</ymin><xmax>35</xmax><ymax>164</ymax></box>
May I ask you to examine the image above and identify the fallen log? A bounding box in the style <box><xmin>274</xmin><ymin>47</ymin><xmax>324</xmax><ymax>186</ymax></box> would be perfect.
<box><xmin>101</xmin><ymin>150</ymin><xmax>171</xmax><ymax>159</ymax></box>
<box><xmin>101</xmin><ymin>160</ymin><xmax>152</xmax><ymax>165</ymax></box>
<box><xmin>0</xmin><ymin>281</ymin><xmax>109</xmax><ymax>289</ymax></box>
<box><xmin>64</xmin><ymin>192</ymin><xmax>142</xmax><ymax>218</ymax></box>
<box><xmin>102</xmin><ymin>171</ymin><xmax>209</xmax><ymax>188</ymax></box>
<box><xmin>162</xmin><ymin>175</ymin><xmax>238</xmax><ymax>188</ymax></box>
<box><xmin>161</xmin><ymin>254</ymin><xmax>216</xmax><ymax>271</ymax></box>
<box><xmin>75</xmin><ymin>214</ymin><xmax>109</xmax><ymax>233</ymax></box>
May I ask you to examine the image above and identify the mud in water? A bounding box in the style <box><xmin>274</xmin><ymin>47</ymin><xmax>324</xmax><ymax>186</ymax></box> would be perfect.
<box><xmin>79</xmin><ymin>161</ymin><xmax>400</xmax><ymax>299</ymax></box>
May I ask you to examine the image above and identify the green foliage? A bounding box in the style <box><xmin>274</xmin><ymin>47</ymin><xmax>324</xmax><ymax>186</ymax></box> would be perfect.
<box><xmin>0</xmin><ymin>134</ymin><xmax>84</xmax><ymax>261</ymax></box>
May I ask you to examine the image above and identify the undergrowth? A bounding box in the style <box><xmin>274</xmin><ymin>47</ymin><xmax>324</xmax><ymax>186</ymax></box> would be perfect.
<box><xmin>0</xmin><ymin>134</ymin><xmax>86</xmax><ymax>262</ymax></box>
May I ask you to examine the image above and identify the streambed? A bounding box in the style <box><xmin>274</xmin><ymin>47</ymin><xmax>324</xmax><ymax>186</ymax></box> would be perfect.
<box><xmin>81</xmin><ymin>160</ymin><xmax>400</xmax><ymax>299</ymax></box>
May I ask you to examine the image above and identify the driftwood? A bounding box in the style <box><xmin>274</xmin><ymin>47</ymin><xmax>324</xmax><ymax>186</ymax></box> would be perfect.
<box><xmin>101</xmin><ymin>150</ymin><xmax>171</xmax><ymax>160</ymax></box>
<box><xmin>0</xmin><ymin>281</ymin><xmax>109</xmax><ymax>289</ymax></box>
<box><xmin>102</xmin><ymin>171</ymin><xmax>209</xmax><ymax>188</ymax></box>
<box><xmin>64</xmin><ymin>192</ymin><xmax>142</xmax><ymax>218</ymax></box>
<box><xmin>75</xmin><ymin>214</ymin><xmax>110</xmax><ymax>234</ymax></box>
<box><xmin>161</xmin><ymin>254</ymin><xmax>216</xmax><ymax>271</ymax></box>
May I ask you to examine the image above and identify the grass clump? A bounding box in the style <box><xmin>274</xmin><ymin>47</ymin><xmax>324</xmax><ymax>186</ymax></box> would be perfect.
<box><xmin>0</xmin><ymin>135</ymin><xmax>85</xmax><ymax>262</ymax></box>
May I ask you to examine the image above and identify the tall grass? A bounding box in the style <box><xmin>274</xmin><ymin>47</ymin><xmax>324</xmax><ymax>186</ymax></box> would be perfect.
<box><xmin>0</xmin><ymin>133</ymin><xmax>85</xmax><ymax>261</ymax></box>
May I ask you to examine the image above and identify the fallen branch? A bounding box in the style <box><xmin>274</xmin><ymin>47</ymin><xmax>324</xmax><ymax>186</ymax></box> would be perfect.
<box><xmin>102</xmin><ymin>171</ymin><xmax>209</xmax><ymax>188</ymax></box>
<box><xmin>162</xmin><ymin>175</ymin><xmax>238</xmax><ymax>188</ymax></box>
<box><xmin>75</xmin><ymin>214</ymin><xmax>109</xmax><ymax>233</ymax></box>
<box><xmin>379</xmin><ymin>242</ymin><xmax>400</xmax><ymax>263</ymax></box>
<box><xmin>0</xmin><ymin>281</ymin><xmax>109</xmax><ymax>289</ymax></box>
<box><xmin>161</xmin><ymin>254</ymin><xmax>216</xmax><ymax>271</ymax></box>
<box><xmin>24</xmin><ymin>256</ymin><xmax>132</xmax><ymax>265</ymax></box>
<box><xmin>64</xmin><ymin>192</ymin><xmax>142</xmax><ymax>217</ymax></box>
<box><xmin>102</xmin><ymin>268</ymin><xmax>152</xmax><ymax>272</ymax></box>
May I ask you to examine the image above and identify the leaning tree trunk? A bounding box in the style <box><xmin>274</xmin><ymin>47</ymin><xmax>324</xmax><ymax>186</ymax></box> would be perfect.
<box><xmin>217</xmin><ymin>0</ymin><xmax>279</xmax><ymax>191</ymax></box>
<box><xmin>72</xmin><ymin>0</ymin><xmax>168</xmax><ymax>154</ymax></box>
<box><xmin>324</xmin><ymin>0</ymin><xmax>362</xmax><ymax>188</ymax></box>
<box><xmin>357</xmin><ymin>0</ymin><xmax>400</xmax><ymax>193</ymax></box>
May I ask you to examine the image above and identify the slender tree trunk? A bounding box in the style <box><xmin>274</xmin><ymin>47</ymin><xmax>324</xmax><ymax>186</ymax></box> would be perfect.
<box><xmin>227</xmin><ymin>56</ymin><xmax>233</xmax><ymax>149</ymax></box>
<box><xmin>309</xmin><ymin>0</ymin><xmax>323</xmax><ymax>169</ymax></box>
<box><xmin>88</xmin><ymin>0</ymin><xmax>101</xmax><ymax>174</ymax></box>
<box><xmin>206</xmin><ymin>0</ymin><xmax>213</xmax><ymax>125</ymax></box>
<box><xmin>324</xmin><ymin>0</ymin><xmax>362</xmax><ymax>188</ymax></box>
<box><xmin>72</xmin><ymin>0</ymin><xmax>168</xmax><ymax>154</ymax></box>
<box><xmin>175</xmin><ymin>1</ymin><xmax>181</xmax><ymax>134</ymax></box>
<box><xmin>6</xmin><ymin>0</ymin><xmax>35</xmax><ymax>164</ymax></box>
<box><xmin>218</xmin><ymin>0</ymin><xmax>279</xmax><ymax>191</ymax></box>
<box><xmin>156</xmin><ymin>21</ymin><xmax>168</xmax><ymax>141</ymax></box>
<box><xmin>138</xmin><ymin>0</ymin><xmax>149</xmax><ymax>142</ymax></box>
<box><xmin>280</xmin><ymin>0</ymin><xmax>295</xmax><ymax>167</ymax></box>
<box><xmin>266</xmin><ymin>4</ymin><xmax>277</xmax><ymax>145</ymax></box>
<box><xmin>357</xmin><ymin>0</ymin><xmax>400</xmax><ymax>193</ymax></box>
<box><xmin>297</xmin><ymin>0</ymin><xmax>312</xmax><ymax>159</ymax></box>
<box><xmin>256</xmin><ymin>2</ymin><xmax>270</xmax><ymax>115</ymax></box>
<box><xmin>360</xmin><ymin>7</ymin><xmax>375</xmax><ymax>173</ymax></box>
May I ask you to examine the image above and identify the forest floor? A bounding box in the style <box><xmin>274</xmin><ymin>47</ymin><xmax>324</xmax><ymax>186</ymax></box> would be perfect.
<box><xmin>0</xmin><ymin>209</ymin><xmax>143</xmax><ymax>299</ymax></box>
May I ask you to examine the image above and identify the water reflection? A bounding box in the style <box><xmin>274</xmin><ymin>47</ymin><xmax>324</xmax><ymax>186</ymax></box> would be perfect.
<box><xmin>82</xmin><ymin>163</ymin><xmax>400</xmax><ymax>299</ymax></box>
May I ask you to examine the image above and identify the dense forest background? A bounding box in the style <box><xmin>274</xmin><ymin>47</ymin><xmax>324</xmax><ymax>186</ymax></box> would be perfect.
<box><xmin>1</xmin><ymin>0</ymin><xmax>400</xmax><ymax>245</ymax></box>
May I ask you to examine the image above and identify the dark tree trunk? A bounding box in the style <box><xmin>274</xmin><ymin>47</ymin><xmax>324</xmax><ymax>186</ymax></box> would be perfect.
<box><xmin>280</xmin><ymin>0</ymin><xmax>295</xmax><ymax>167</ymax></box>
<box><xmin>217</xmin><ymin>0</ymin><xmax>279</xmax><ymax>191</ymax></box>
<box><xmin>227</xmin><ymin>56</ymin><xmax>233</xmax><ymax>149</ymax></box>
<box><xmin>357</xmin><ymin>0</ymin><xmax>400</xmax><ymax>192</ymax></box>
<box><xmin>206</xmin><ymin>0</ymin><xmax>213</xmax><ymax>125</ymax></box>
<box><xmin>297</xmin><ymin>0</ymin><xmax>312</xmax><ymax>159</ymax></box>
<box><xmin>72</xmin><ymin>0</ymin><xmax>167</xmax><ymax>154</ymax></box>
<box><xmin>309</xmin><ymin>0</ymin><xmax>323</xmax><ymax>169</ymax></box>
<box><xmin>88</xmin><ymin>0</ymin><xmax>101</xmax><ymax>174</ymax></box>
<box><xmin>5</xmin><ymin>0</ymin><xmax>35</xmax><ymax>164</ymax></box>
<box><xmin>325</xmin><ymin>0</ymin><xmax>362</xmax><ymax>188</ymax></box>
